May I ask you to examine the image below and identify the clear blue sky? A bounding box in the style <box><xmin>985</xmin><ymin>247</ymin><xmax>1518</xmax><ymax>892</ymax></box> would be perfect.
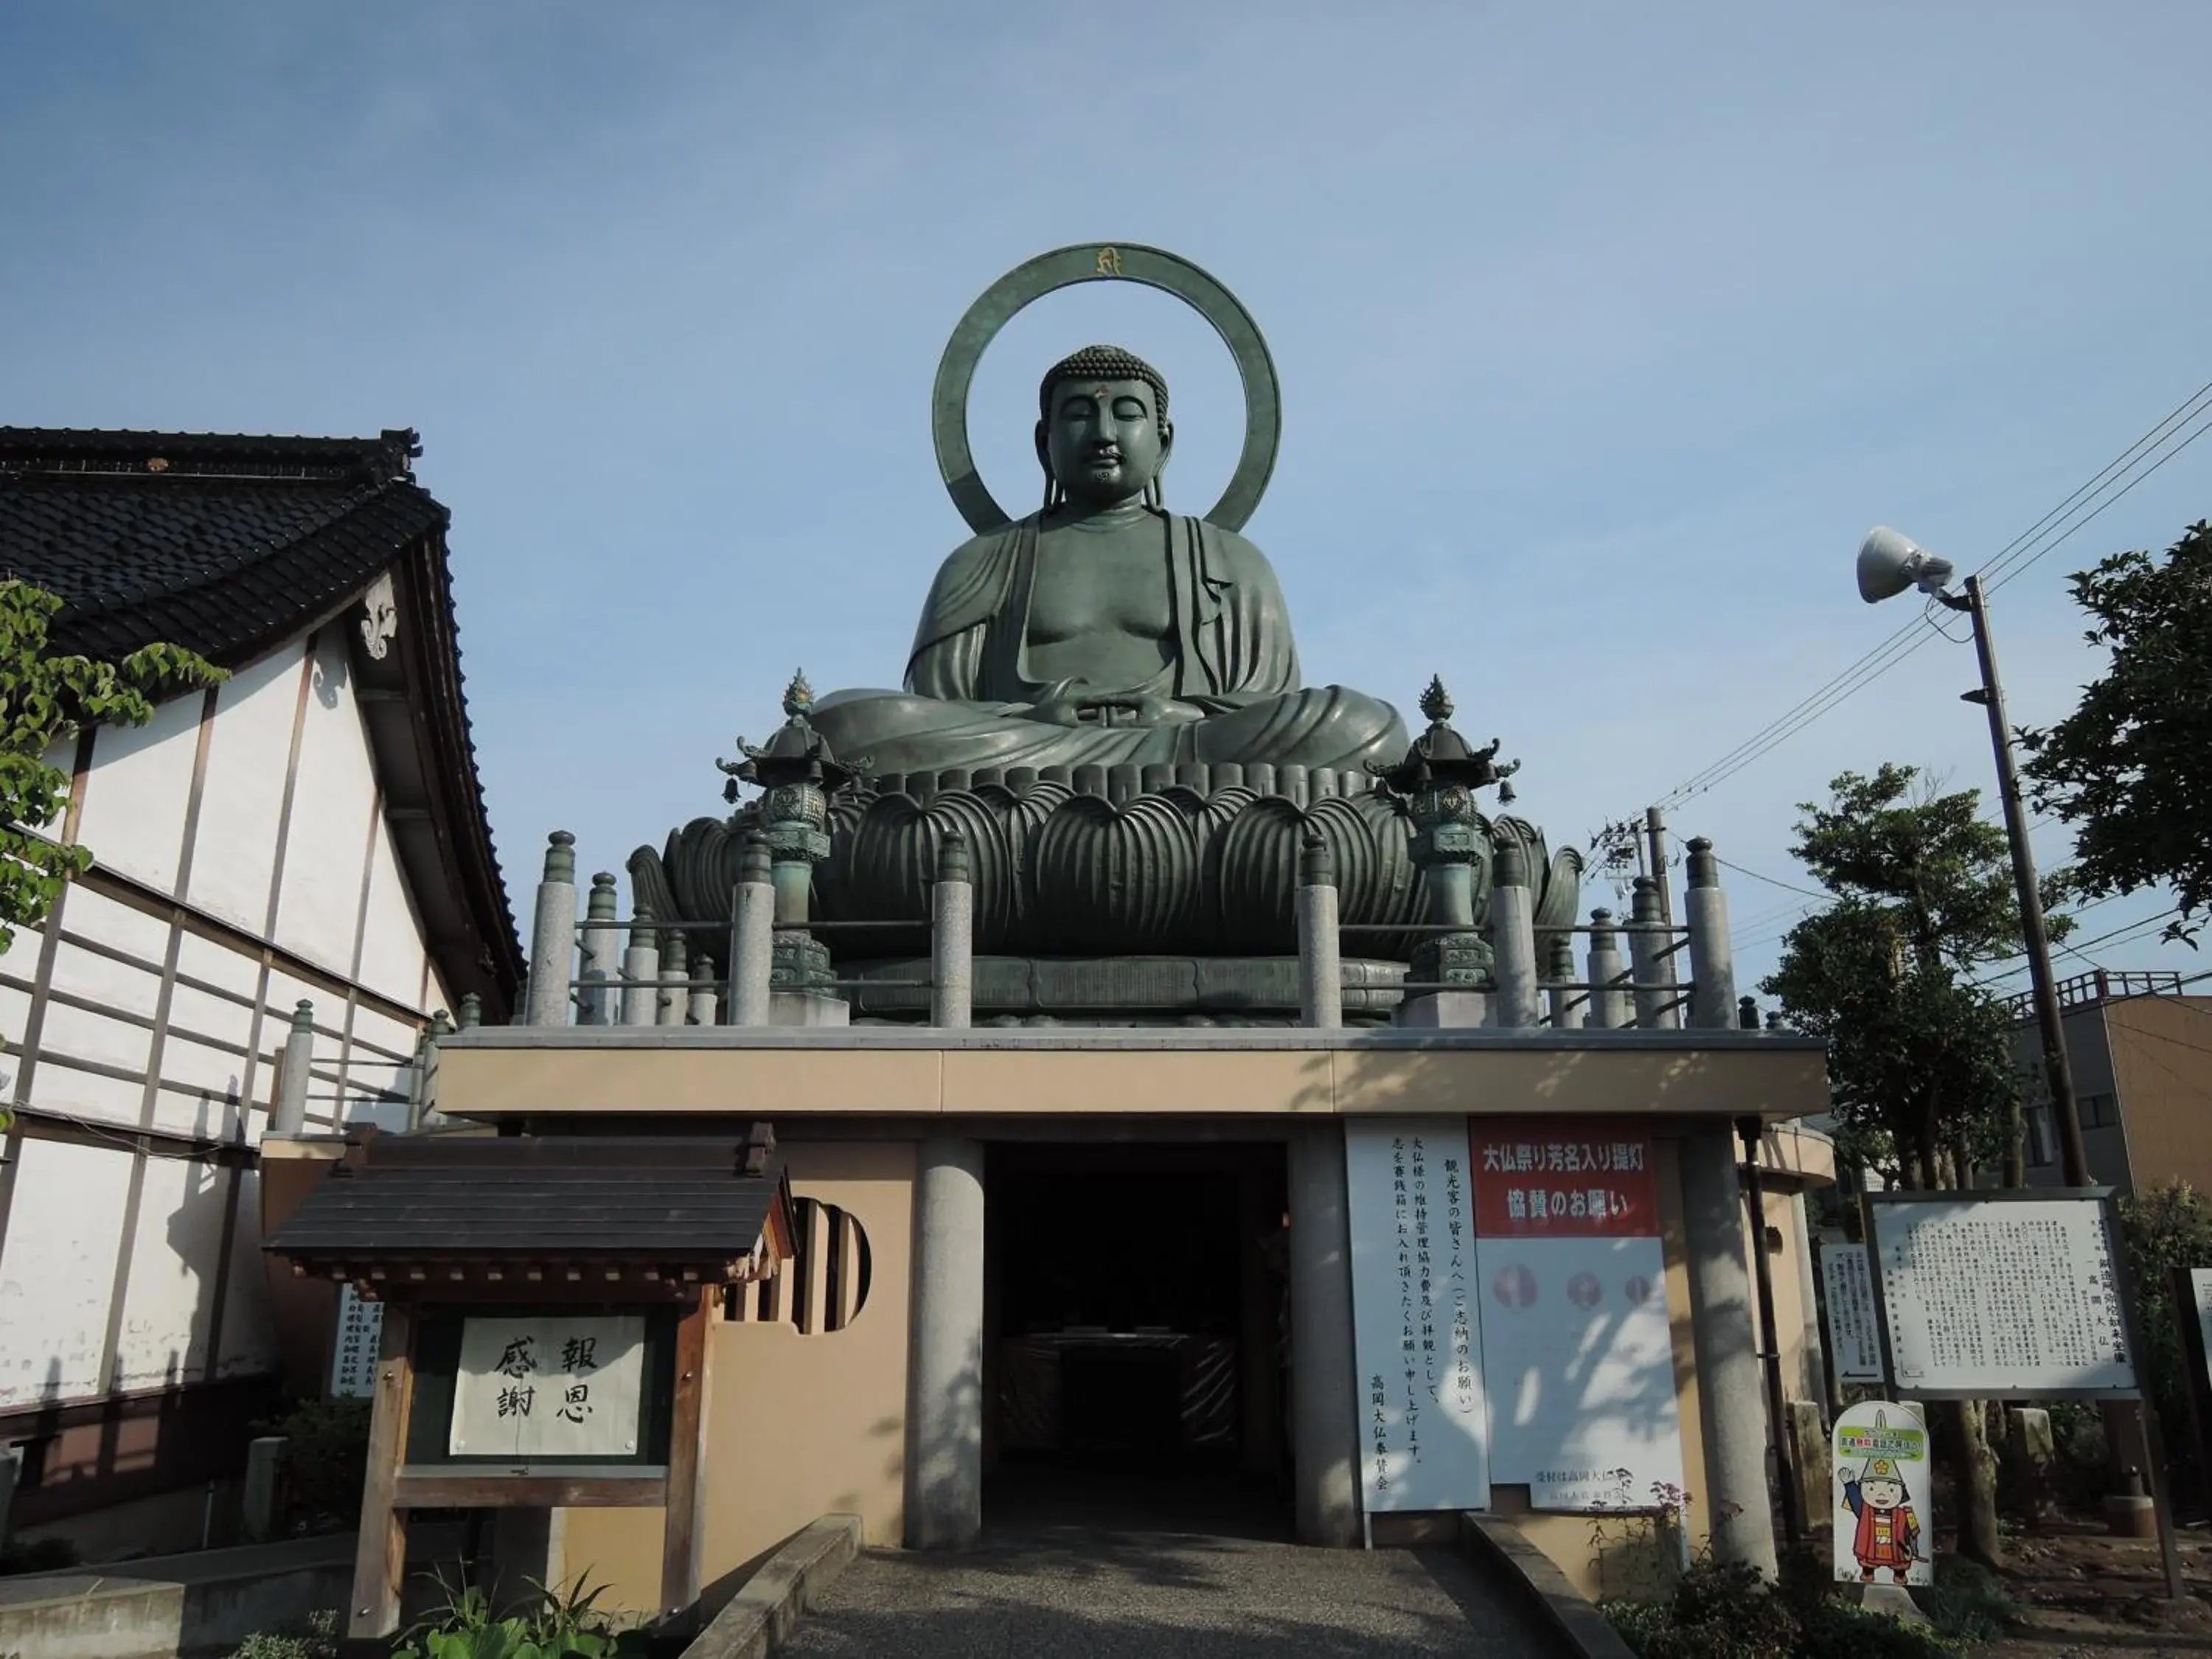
<box><xmin>7</xmin><ymin>0</ymin><xmax>2209</xmax><ymax>1000</ymax></box>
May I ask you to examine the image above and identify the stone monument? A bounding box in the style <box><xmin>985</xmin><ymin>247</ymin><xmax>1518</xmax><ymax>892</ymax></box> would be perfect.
<box><xmin>630</xmin><ymin>243</ymin><xmax>1580</xmax><ymax>1021</ymax></box>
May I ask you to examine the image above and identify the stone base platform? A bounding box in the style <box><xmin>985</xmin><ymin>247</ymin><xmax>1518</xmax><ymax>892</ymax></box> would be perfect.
<box><xmin>838</xmin><ymin>955</ymin><xmax>1409</xmax><ymax>1023</ymax></box>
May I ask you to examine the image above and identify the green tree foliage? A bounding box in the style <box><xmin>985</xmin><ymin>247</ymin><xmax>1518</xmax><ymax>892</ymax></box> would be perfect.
<box><xmin>2118</xmin><ymin>1180</ymin><xmax>2212</xmax><ymax>1503</ymax></box>
<box><xmin>0</xmin><ymin>579</ymin><xmax>223</xmax><ymax>952</ymax></box>
<box><xmin>1761</xmin><ymin>765</ymin><xmax>2052</xmax><ymax>1186</ymax></box>
<box><xmin>2021</xmin><ymin>521</ymin><xmax>2212</xmax><ymax>945</ymax></box>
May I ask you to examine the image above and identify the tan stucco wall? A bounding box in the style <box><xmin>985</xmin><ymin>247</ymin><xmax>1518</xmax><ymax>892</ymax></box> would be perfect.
<box><xmin>435</xmin><ymin>1039</ymin><xmax>1827</xmax><ymax>1124</ymax></box>
<box><xmin>2105</xmin><ymin>997</ymin><xmax>2212</xmax><ymax>1192</ymax></box>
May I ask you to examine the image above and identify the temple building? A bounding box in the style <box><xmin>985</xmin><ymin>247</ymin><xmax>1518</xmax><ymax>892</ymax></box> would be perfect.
<box><xmin>0</xmin><ymin>428</ymin><xmax>521</xmax><ymax>1551</ymax></box>
<box><xmin>257</xmin><ymin>243</ymin><xmax>1840</xmax><ymax>1646</ymax></box>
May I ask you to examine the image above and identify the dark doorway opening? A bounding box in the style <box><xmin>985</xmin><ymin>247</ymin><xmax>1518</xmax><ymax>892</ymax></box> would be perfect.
<box><xmin>983</xmin><ymin>1142</ymin><xmax>1291</xmax><ymax>1537</ymax></box>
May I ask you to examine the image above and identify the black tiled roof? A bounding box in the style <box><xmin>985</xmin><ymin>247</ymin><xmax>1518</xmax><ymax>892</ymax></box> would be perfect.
<box><xmin>0</xmin><ymin>427</ymin><xmax>442</xmax><ymax>665</ymax></box>
<box><xmin>0</xmin><ymin>426</ymin><xmax>525</xmax><ymax>1016</ymax></box>
<box><xmin>265</xmin><ymin>1138</ymin><xmax>790</xmax><ymax>1263</ymax></box>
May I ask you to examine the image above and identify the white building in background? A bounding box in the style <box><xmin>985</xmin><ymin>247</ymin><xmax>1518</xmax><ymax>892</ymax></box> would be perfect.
<box><xmin>0</xmin><ymin>428</ymin><xmax>521</xmax><ymax>1548</ymax></box>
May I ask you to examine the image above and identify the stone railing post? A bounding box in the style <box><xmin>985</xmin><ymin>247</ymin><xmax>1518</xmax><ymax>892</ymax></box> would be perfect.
<box><xmin>456</xmin><ymin>993</ymin><xmax>481</xmax><ymax>1030</ymax></box>
<box><xmin>1298</xmin><ymin>832</ymin><xmax>1343</xmax><ymax>1029</ymax></box>
<box><xmin>1397</xmin><ymin>777</ymin><xmax>1491</xmax><ymax>1028</ymax></box>
<box><xmin>579</xmin><ymin>872</ymin><xmax>620</xmax><ymax>1025</ymax></box>
<box><xmin>523</xmin><ymin>831</ymin><xmax>577</xmax><ymax>1026</ymax></box>
<box><xmin>658</xmin><ymin>933</ymin><xmax>689</xmax><ymax>1026</ymax></box>
<box><xmin>688</xmin><ymin>953</ymin><xmax>720</xmax><ymax>1026</ymax></box>
<box><xmin>1685</xmin><ymin>837</ymin><xmax>1736</xmax><ymax>1029</ymax></box>
<box><xmin>1629</xmin><ymin>876</ymin><xmax>1680</xmax><ymax>1030</ymax></box>
<box><xmin>931</xmin><ymin>832</ymin><xmax>974</xmax><ymax>1029</ymax></box>
<box><xmin>731</xmin><ymin>835</ymin><xmax>775</xmax><ymax>1026</ymax></box>
<box><xmin>1586</xmin><ymin>908</ymin><xmax>1627</xmax><ymax>1030</ymax></box>
<box><xmin>1488</xmin><ymin>843</ymin><xmax>1539</xmax><ymax>1029</ymax></box>
<box><xmin>621</xmin><ymin>906</ymin><xmax>660</xmax><ymax>1026</ymax></box>
<box><xmin>1545</xmin><ymin>932</ymin><xmax>1584</xmax><ymax>1029</ymax></box>
<box><xmin>271</xmin><ymin>999</ymin><xmax>314</xmax><ymax>1133</ymax></box>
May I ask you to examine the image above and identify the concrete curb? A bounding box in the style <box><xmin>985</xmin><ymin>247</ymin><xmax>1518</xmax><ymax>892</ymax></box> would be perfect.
<box><xmin>683</xmin><ymin>1514</ymin><xmax>862</xmax><ymax>1659</ymax></box>
<box><xmin>1458</xmin><ymin>1513</ymin><xmax>1640</xmax><ymax>1659</ymax></box>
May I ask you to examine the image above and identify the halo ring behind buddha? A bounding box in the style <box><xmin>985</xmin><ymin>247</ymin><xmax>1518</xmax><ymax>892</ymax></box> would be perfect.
<box><xmin>931</xmin><ymin>242</ymin><xmax>1282</xmax><ymax>535</ymax></box>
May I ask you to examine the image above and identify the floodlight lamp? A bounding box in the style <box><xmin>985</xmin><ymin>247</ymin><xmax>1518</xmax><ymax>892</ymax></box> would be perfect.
<box><xmin>1857</xmin><ymin>526</ymin><xmax>1957</xmax><ymax>605</ymax></box>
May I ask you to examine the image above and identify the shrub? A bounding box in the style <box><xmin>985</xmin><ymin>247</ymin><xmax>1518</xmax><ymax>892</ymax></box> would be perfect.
<box><xmin>2119</xmin><ymin>1180</ymin><xmax>2212</xmax><ymax>1504</ymax></box>
<box><xmin>253</xmin><ymin>1396</ymin><xmax>372</xmax><ymax>1526</ymax></box>
<box><xmin>1603</xmin><ymin>1558</ymin><xmax>1970</xmax><ymax>1659</ymax></box>
<box><xmin>392</xmin><ymin>1568</ymin><xmax>646</xmax><ymax>1659</ymax></box>
<box><xmin>226</xmin><ymin>1610</ymin><xmax>338</xmax><ymax>1659</ymax></box>
<box><xmin>0</xmin><ymin>1534</ymin><xmax>78</xmax><ymax>1575</ymax></box>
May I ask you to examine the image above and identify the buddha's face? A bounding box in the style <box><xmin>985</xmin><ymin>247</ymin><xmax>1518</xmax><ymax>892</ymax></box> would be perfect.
<box><xmin>1039</xmin><ymin>376</ymin><xmax>1171</xmax><ymax>508</ymax></box>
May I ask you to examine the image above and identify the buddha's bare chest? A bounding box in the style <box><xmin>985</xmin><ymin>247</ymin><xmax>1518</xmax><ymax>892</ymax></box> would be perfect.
<box><xmin>1026</xmin><ymin>529</ymin><xmax>1175</xmax><ymax>643</ymax></box>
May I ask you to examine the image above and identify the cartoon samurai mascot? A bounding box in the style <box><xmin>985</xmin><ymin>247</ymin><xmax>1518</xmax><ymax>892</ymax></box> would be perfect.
<box><xmin>1839</xmin><ymin>1422</ymin><xmax>1923</xmax><ymax>1583</ymax></box>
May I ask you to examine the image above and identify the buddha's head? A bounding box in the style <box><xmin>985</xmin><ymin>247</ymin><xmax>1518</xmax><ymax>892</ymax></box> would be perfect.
<box><xmin>1036</xmin><ymin>344</ymin><xmax>1173</xmax><ymax>511</ymax></box>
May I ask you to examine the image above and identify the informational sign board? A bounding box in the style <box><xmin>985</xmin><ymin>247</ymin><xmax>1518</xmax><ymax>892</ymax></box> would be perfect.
<box><xmin>329</xmin><ymin>1283</ymin><xmax>384</xmax><ymax>1399</ymax></box>
<box><xmin>1345</xmin><ymin>1120</ymin><xmax>1491</xmax><ymax>1512</ymax></box>
<box><xmin>449</xmin><ymin>1314</ymin><xmax>647</xmax><ymax>1460</ymax></box>
<box><xmin>1470</xmin><ymin>1119</ymin><xmax>1684</xmax><ymax>1512</ymax></box>
<box><xmin>1866</xmin><ymin>1192</ymin><xmax>2137</xmax><ymax>1398</ymax></box>
<box><xmin>1832</xmin><ymin>1401</ymin><xmax>1933</xmax><ymax>1587</ymax></box>
<box><xmin>1819</xmin><ymin>1242</ymin><xmax>1886</xmax><ymax>1384</ymax></box>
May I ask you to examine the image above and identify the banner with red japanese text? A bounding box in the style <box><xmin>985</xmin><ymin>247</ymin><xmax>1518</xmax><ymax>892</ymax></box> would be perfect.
<box><xmin>1344</xmin><ymin>1120</ymin><xmax>1491</xmax><ymax>1512</ymax></box>
<box><xmin>1470</xmin><ymin>1119</ymin><xmax>1684</xmax><ymax>1512</ymax></box>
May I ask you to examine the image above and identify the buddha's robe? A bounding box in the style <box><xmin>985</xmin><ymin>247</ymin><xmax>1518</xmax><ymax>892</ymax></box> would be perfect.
<box><xmin>810</xmin><ymin>512</ymin><xmax>1405</xmax><ymax>776</ymax></box>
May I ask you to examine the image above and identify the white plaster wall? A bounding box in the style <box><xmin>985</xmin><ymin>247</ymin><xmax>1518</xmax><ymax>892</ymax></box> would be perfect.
<box><xmin>272</xmin><ymin>633</ymin><xmax>379</xmax><ymax>976</ymax></box>
<box><xmin>355</xmin><ymin>813</ymin><xmax>428</xmax><ymax>1007</ymax></box>
<box><xmin>215</xmin><ymin>1171</ymin><xmax>277</xmax><ymax>1381</ymax></box>
<box><xmin>189</xmin><ymin>641</ymin><xmax>309</xmax><ymax>933</ymax></box>
<box><xmin>0</xmin><ymin>1138</ymin><xmax>135</xmax><ymax>1407</ymax></box>
<box><xmin>111</xmin><ymin>1154</ymin><xmax>229</xmax><ymax>1391</ymax></box>
<box><xmin>72</xmin><ymin>692</ymin><xmax>202</xmax><ymax>898</ymax></box>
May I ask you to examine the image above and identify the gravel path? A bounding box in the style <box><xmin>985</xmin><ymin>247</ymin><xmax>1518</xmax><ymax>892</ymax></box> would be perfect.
<box><xmin>776</xmin><ymin>1528</ymin><xmax>1568</xmax><ymax>1658</ymax></box>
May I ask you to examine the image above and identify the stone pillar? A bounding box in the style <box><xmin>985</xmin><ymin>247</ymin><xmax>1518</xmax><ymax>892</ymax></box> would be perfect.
<box><xmin>658</xmin><ymin>933</ymin><xmax>689</xmax><ymax>1026</ymax></box>
<box><xmin>1629</xmin><ymin>877</ymin><xmax>1680</xmax><ymax>1029</ymax></box>
<box><xmin>272</xmin><ymin>1000</ymin><xmax>314</xmax><ymax>1133</ymax></box>
<box><xmin>578</xmin><ymin>872</ymin><xmax>620</xmax><ymax>1026</ymax></box>
<box><xmin>1488</xmin><ymin>844</ymin><xmax>1539</xmax><ymax>1029</ymax></box>
<box><xmin>243</xmin><ymin>1436</ymin><xmax>285</xmax><ymax>1542</ymax></box>
<box><xmin>1545</xmin><ymin>933</ymin><xmax>1584</xmax><ymax>1029</ymax></box>
<box><xmin>1793</xmin><ymin>1193</ymin><xmax>1832</xmax><ymax>1410</ymax></box>
<box><xmin>1586</xmin><ymin>909</ymin><xmax>1627</xmax><ymax>1030</ymax></box>
<box><xmin>931</xmin><ymin>833</ymin><xmax>973</xmax><ymax>1029</ymax></box>
<box><xmin>905</xmin><ymin>1137</ymin><xmax>986</xmax><ymax>1550</ymax></box>
<box><xmin>1297</xmin><ymin>833</ymin><xmax>1343</xmax><ymax>1030</ymax></box>
<box><xmin>686</xmin><ymin>954</ymin><xmax>719</xmax><ymax>1026</ymax></box>
<box><xmin>1684</xmin><ymin>838</ymin><xmax>1736</xmax><ymax>1030</ymax></box>
<box><xmin>524</xmin><ymin>831</ymin><xmax>577</xmax><ymax>1026</ymax></box>
<box><xmin>1680</xmin><ymin>1126</ymin><xmax>1779</xmax><ymax>1577</ymax></box>
<box><xmin>0</xmin><ymin>1442</ymin><xmax>20</xmax><ymax>1554</ymax></box>
<box><xmin>620</xmin><ymin>908</ymin><xmax>660</xmax><ymax>1026</ymax></box>
<box><xmin>456</xmin><ymin>993</ymin><xmax>481</xmax><ymax>1030</ymax></box>
<box><xmin>1395</xmin><ymin>759</ymin><xmax>1493</xmax><ymax>1029</ymax></box>
<box><xmin>1288</xmin><ymin>1122</ymin><xmax>1361</xmax><ymax>1548</ymax></box>
<box><xmin>731</xmin><ymin>835</ymin><xmax>775</xmax><ymax>1028</ymax></box>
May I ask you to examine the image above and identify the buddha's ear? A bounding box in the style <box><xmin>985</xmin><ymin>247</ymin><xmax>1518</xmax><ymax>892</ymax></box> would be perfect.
<box><xmin>1157</xmin><ymin>417</ymin><xmax>1174</xmax><ymax>470</ymax></box>
<box><xmin>1034</xmin><ymin>420</ymin><xmax>1051</xmax><ymax>476</ymax></box>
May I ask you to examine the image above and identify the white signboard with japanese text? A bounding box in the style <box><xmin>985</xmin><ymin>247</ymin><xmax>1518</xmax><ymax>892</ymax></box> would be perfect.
<box><xmin>1820</xmin><ymin>1243</ymin><xmax>1886</xmax><ymax>1384</ymax></box>
<box><xmin>448</xmin><ymin>1315</ymin><xmax>647</xmax><ymax>1460</ymax></box>
<box><xmin>2189</xmin><ymin>1270</ymin><xmax>2212</xmax><ymax>1396</ymax></box>
<box><xmin>1868</xmin><ymin>1194</ymin><xmax>2137</xmax><ymax>1397</ymax></box>
<box><xmin>1345</xmin><ymin>1120</ymin><xmax>1491</xmax><ymax>1512</ymax></box>
<box><xmin>329</xmin><ymin>1284</ymin><xmax>384</xmax><ymax>1399</ymax></box>
<box><xmin>1470</xmin><ymin>1120</ymin><xmax>1685</xmax><ymax>1512</ymax></box>
<box><xmin>1832</xmin><ymin>1401</ymin><xmax>1933</xmax><ymax>1587</ymax></box>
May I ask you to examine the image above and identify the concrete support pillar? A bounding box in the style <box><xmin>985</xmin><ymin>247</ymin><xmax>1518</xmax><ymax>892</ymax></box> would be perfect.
<box><xmin>1297</xmin><ymin>833</ymin><xmax>1343</xmax><ymax>1030</ymax></box>
<box><xmin>1628</xmin><ymin>877</ymin><xmax>1680</xmax><ymax>1029</ymax></box>
<box><xmin>931</xmin><ymin>834</ymin><xmax>973</xmax><ymax>1029</ymax></box>
<box><xmin>686</xmin><ymin>955</ymin><xmax>719</xmax><ymax>1026</ymax></box>
<box><xmin>905</xmin><ymin>1138</ymin><xmax>986</xmax><ymax>1550</ymax></box>
<box><xmin>0</xmin><ymin>1442</ymin><xmax>20</xmax><ymax>1552</ymax></box>
<box><xmin>524</xmin><ymin>831</ymin><xmax>578</xmax><ymax>1027</ymax></box>
<box><xmin>731</xmin><ymin>835</ymin><xmax>775</xmax><ymax>1028</ymax></box>
<box><xmin>1288</xmin><ymin>1122</ymin><xmax>1361</xmax><ymax>1548</ymax></box>
<box><xmin>1680</xmin><ymin>1126</ymin><xmax>1779</xmax><ymax>1577</ymax></box>
<box><xmin>658</xmin><ymin>933</ymin><xmax>689</xmax><ymax>1026</ymax></box>
<box><xmin>620</xmin><ymin>911</ymin><xmax>659</xmax><ymax>1027</ymax></box>
<box><xmin>578</xmin><ymin>873</ymin><xmax>620</xmax><ymax>1026</ymax></box>
<box><xmin>243</xmin><ymin>1436</ymin><xmax>284</xmax><ymax>1543</ymax></box>
<box><xmin>1545</xmin><ymin>933</ymin><xmax>1584</xmax><ymax>1029</ymax></box>
<box><xmin>1488</xmin><ymin>844</ymin><xmax>1539</xmax><ymax>1029</ymax></box>
<box><xmin>1684</xmin><ymin>838</ymin><xmax>1736</xmax><ymax>1030</ymax></box>
<box><xmin>1586</xmin><ymin>910</ymin><xmax>1627</xmax><ymax>1030</ymax></box>
<box><xmin>272</xmin><ymin>1000</ymin><xmax>314</xmax><ymax>1134</ymax></box>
